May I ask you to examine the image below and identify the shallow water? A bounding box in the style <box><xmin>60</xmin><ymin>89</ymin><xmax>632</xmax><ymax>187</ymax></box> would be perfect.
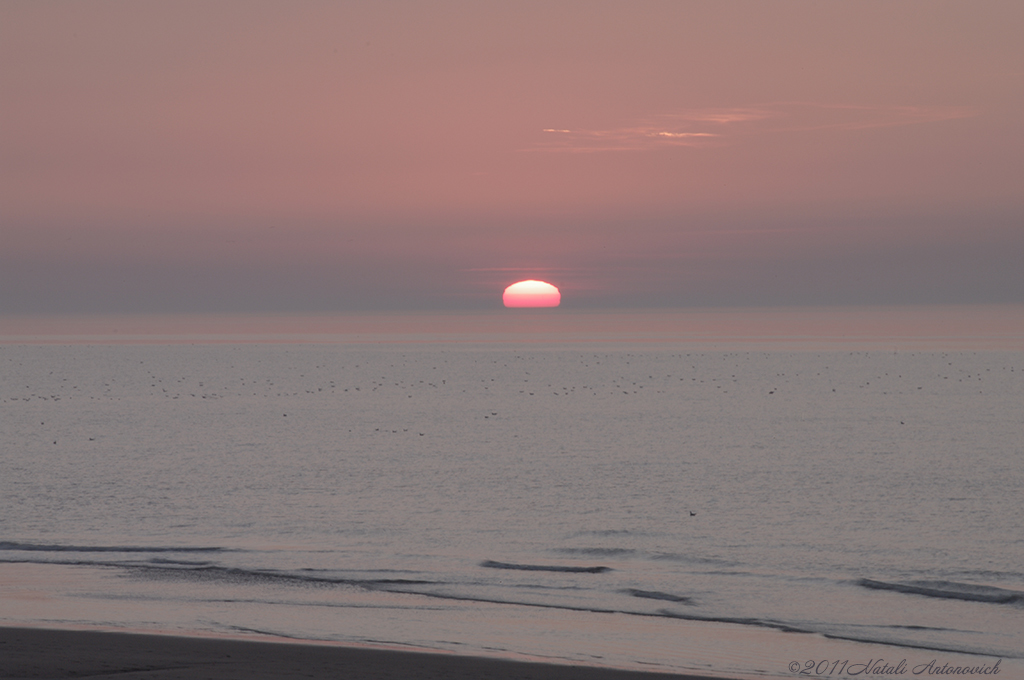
<box><xmin>1</xmin><ymin>340</ymin><xmax>1021</xmax><ymax>677</ymax></box>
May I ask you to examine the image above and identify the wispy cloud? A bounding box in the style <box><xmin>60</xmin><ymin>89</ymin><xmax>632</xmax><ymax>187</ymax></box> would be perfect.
<box><xmin>533</xmin><ymin>120</ymin><xmax>723</xmax><ymax>153</ymax></box>
<box><xmin>529</xmin><ymin>103</ymin><xmax>977</xmax><ymax>153</ymax></box>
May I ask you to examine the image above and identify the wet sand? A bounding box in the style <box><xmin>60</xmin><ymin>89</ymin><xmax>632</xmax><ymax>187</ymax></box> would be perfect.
<box><xmin>0</xmin><ymin>626</ymin><xmax>730</xmax><ymax>680</ymax></box>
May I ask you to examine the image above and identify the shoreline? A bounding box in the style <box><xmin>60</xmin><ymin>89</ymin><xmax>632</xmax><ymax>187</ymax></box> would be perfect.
<box><xmin>0</xmin><ymin>625</ymin><xmax>731</xmax><ymax>680</ymax></box>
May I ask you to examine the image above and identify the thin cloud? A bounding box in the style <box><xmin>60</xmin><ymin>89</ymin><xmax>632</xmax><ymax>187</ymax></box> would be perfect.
<box><xmin>657</xmin><ymin>132</ymin><xmax>717</xmax><ymax>138</ymax></box>
<box><xmin>533</xmin><ymin>124</ymin><xmax>720</xmax><ymax>153</ymax></box>
<box><xmin>528</xmin><ymin>103</ymin><xmax>978</xmax><ymax>153</ymax></box>
<box><xmin>677</xmin><ymin>110</ymin><xmax>775</xmax><ymax>124</ymax></box>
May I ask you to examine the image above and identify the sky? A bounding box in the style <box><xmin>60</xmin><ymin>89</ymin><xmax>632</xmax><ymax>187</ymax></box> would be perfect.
<box><xmin>1</xmin><ymin>1</ymin><xmax>1022</xmax><ymax>314</ymax></box>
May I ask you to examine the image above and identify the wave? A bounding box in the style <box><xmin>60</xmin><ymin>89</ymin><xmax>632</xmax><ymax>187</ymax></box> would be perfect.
<box><xmin>857</xmin><ymin>579</ymin><xmax>1024</xmax><ymax>604</ymax></box>
<box><xmin>3</xmin><ymin>552</ymin><xmax>1013</xmax><ymax>659</ymax></box>
<box><xmin>554</xmin><ymin>547</ymin><xmax>745</xmax><ymax>568</ymax></box>
<box><xmin>623</xmin><ymin>588</ymin><xmax>692</xmax><ymax>604</ymax></box>
<box><xmin>816</xmin><ymin>629</ymin><xmax>1018</xmax><ymax>658</ymax></box>
<box><xmin>0</xmin><ymin>541</ymin><xmax>225</xmax><ymax>554</ymax></box>
<box><xmin>479</xmin><ymin>560</ymin><xmax>611</xmax><ymax>573</ymax></box>
<box><xmin>648</xmin><ymin>552</ymin><xmax>740</xmax><ymax>567</ymax></box>
<box><xmin>131</xmin><ymin>564</ymin><xmax>438</xmax><ymax>589</ymax></box>
<box><xmin>565</xmin><ymin>529</ymin><xmax>644</xmax><ymax>538</ymax></box>
<box><xmin>554</xmin><ymin>547</ymin><xmax>636</xmax><ymax>557</ymax></box>
<box><xmin>652</xmin><ymin>610</ymin><xmax>1011</xmax><ymax>657</ymax></box>
<box><xmin>382</xmin><ymin>589</ymin><xmax>1015</xmax><ymax>657</ymax></box>
<box><xmin>0</xmin><ymin>555</ymin><xmax>441</xmax><ymax>592</ymax></box>
<box><xmin>654</xmin><ymin>609</ymin><xmax>812</xmax><ymax>634</ymax></box>
<box><xmin>147</xmin><ymin>557</ymin><xmax>217</xmax><ymax>566</ymax></box>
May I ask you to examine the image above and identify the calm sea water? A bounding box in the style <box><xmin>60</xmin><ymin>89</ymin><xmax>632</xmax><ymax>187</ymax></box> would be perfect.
<box><xmin>1</xmin><ymin>325</ymin><xmax>1022</xmax><ymax>677</ymax></box>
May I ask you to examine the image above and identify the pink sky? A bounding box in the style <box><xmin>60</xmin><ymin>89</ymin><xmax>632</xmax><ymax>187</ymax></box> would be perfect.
<box><xmin>1</xmin><ymin>1</ymin><xmax>1021</xmax><ymax>313</ymax></box>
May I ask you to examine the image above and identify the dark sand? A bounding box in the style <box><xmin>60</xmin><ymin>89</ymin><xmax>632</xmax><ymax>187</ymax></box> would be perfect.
<box><xmin>0</xmin><ymin>627</ymin><xmax>732</xmax><ymax>680</ymax></box>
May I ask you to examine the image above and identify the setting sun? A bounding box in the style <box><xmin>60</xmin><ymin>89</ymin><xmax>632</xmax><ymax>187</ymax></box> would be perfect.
<box><xmin>502</xmin><ymin>280</ymin><xmax>561</xmax><ymax>308</ymax></box>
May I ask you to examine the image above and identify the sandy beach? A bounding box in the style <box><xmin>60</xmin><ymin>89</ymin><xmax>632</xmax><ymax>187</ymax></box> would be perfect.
<box><xmin>0</xmin><ymin>627</ymin><xmax>730</xmax><ymax>680</ymax></box>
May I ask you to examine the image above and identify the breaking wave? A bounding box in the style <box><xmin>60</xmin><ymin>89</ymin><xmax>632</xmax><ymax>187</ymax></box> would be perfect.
<box><xmin>0</xmin><ymin>541</ymin><xmax>225</xmax><ymax>553</ymax></box>
<box><xmin>480</xmin><ymin>560</ymin><xmax>611</xmax><ymax>573</ymax></box>
<box><xmin>857</xmin><ymin>579</ymin><xmax>1024</xmax><ymax>605</ymax></box>
<box><xmin>623</xmin><ymin>588</ymin><xmax>692</xmax><ymax>604</ymax></box>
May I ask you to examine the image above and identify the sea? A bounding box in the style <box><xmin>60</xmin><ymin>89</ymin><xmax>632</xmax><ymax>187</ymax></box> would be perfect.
<box><xmin>1</xmin><ymin>308</ymin><xmax>1022</xmax><ymax>679</ymax></box>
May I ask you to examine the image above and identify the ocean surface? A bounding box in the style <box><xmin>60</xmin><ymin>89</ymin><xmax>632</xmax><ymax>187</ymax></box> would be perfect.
<box><xmin>1</xmin><ymin>310</ymin><xmax>1022</xmax><ymax>678</ymax></box>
